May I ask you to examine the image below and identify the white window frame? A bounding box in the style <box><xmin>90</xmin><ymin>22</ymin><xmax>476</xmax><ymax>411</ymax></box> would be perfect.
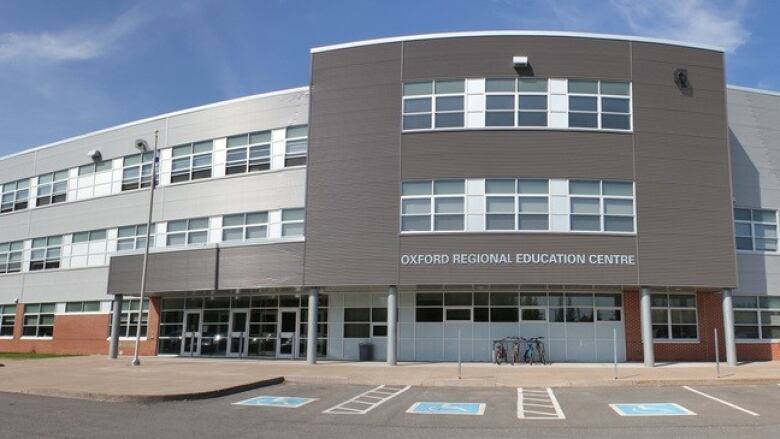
<box><xmin>70</xmin><ymin>229</ymin><xmax>108</xmax><ymax>267</ymax></box>
<box><xmin>734</xmin><ymin>296</ymin><xmax>780</xmax><ymax>341</ymax></box>
<box><xmin>0</xmin><ymin>241</ymin><xmax>23</xmax><ymax>274</ymax></box>
<box><xmin>734</xmin><ymin>208</ymin><xmax>778</xmax><ymax>253</ymax></box>
<box><xmin>281</xmin><ymin>208</ymin><xmax>305</xmax><ymax>238</ymax></box>
<box><xmin>29</xmin><ymin>235</ymin><xmax>62</xmax><ymax>271</ymax></box>
<box><xmin>0</xmin><ymin>304</ymin><xmax>16</xmax><ymax>337</ymax></box>
<box><xmin>284</xmin><ymin>126</ymin><xmax>308</xmax><ymax>168</ymax></box>
<box><xmin>121</xmin><ymin>151</ymin><xmax>155</xmax><ymax>191</ymax></box>
<box><xmin>651</xmin><ymin>293</ymin><xmax>699</xmax><ymax>341</ymax></box>
<box><xmin>402</xmin><ymin>80</ymin><xmax>466</xmax><ymax>131</ymax></box>
<box><xmin>401</xmin><ymin>180</ymin><xmax>466</xmax><ymax>233</ymax></box>
<box><xmin>567</xmin><ymin>80</ymin><xmax>632</xmax><ymax>131</ymax></box>
<box><xmin>226</xmin><ymin>131</ymin><xmax>272</xmax><ymax>175</ymax></box>
<box><xmin>222</xmin><ymin>212</ymin><xmax>269</xmax><ymax>242</ymax></box>
<box><xmin>110</xmin><ymin>298</ymin><xmax>149</xmax><ymax>339</ymax></box>
<box><xmin>1</xmin><ymin>178</ymin><xmax>30</xmax><ymax>213</ymax></box>
<box><xmin>170</xmin><ymin>141</ymin><xmax>213</xmax><ymax>184</ymax></box>
<box><xmin>36</xmin><ymin>170</ymin><xmax>69</xmax><ymax>206</ymax></box>
<box><xmin>22</xmin><ymin>303</ymin><xmax>55</xmax><ymax>338</ymax></box>
<box><xmin>117</xmin><ymin>224</ymin><xmax>156</xmax><ymax>252</ymax></box>
<box><xmin>165</xmin><ymin>218</ymin><xmax>209</xmax><ymax>247</ymax></box>
<box><xmin>569</xmin><ymin>180</ymin><xmax>635</xmax><ymax>234</ymax></box>
<box><xmin>64</xmin><ymin>300</ymin><xmax>102</xmax><ymax>314</ymax></box>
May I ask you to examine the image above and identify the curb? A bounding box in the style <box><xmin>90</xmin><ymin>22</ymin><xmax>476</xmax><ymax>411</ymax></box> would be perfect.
<box><xmin>5</xmin><ymin>376</ymin><xmax>284</xmax><ymax>403</ymax></box>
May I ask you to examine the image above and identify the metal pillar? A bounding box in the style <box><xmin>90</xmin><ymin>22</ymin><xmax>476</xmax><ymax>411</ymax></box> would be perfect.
<box><xmin>108</xmin><ymin>294</ymin><xmax>123</xmax><ymax>359</ymax></box>
<box><xmin>640</xmin><ymin>287</ymin><xmax>655</xmax><ymax>367</ymax></box>
<box><xmin>306</xmin><ymin>287</ymin><xmax>318</xmax><ymax>364</ymax></box>
<box><xmin>387</xmin><ymin>285</ymin><xmax>398</xmax><ymax>365</ymax></box>
<box><xmin>721</xmin><ymin>288</ymin><xmax>738</xmax><ymax>367</ymax></box>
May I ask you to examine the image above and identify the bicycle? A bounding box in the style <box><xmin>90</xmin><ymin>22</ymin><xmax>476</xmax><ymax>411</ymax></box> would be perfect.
<box><xmin>530</xmin><ymin>336</ymin><xmax>547</xmax><ymax>365</ymax></box>
<box><xmin>493</xmin><ymin>339</ymin><xmax>507</xmax><ymax>365</ymax></box>
<box><xmin>520</xmin><ymin>337</ymin><xmax>536</xmax><ymax>365</ymax></box>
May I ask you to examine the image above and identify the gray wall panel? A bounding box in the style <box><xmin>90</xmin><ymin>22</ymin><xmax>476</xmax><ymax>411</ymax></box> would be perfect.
<box><xmin>218</xmin><ymin>243</ymin><xmax>304</xmax><ymax>288</ymax></box>
<box><xmin>20</xmin><ymin>268</ymin><xmax>111</xmax><ymax>302</ymax></box>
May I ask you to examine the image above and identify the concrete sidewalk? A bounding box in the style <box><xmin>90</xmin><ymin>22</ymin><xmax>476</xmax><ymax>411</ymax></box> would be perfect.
<box><xmin>1</xmin><ymin>356</ymin><xmax>779</xmax><ymax>401</ymax></box>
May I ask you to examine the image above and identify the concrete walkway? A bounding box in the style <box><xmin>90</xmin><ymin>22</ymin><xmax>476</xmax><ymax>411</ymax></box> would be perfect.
<box><xmin>1</xmin><ymin>356</ymin><xmax>779</xmax><ymax>401</ymax></box>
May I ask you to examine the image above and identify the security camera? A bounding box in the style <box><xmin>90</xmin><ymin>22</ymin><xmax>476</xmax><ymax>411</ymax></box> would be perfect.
<box><xmin>87</xmin><ymin>149</ymin><xmax>102</xmax><ymax>161</ymax></box>
<box><xmin>135</xmin><ymin>139</ymin><xmax>149</xmax><ymax>151</ymax></box>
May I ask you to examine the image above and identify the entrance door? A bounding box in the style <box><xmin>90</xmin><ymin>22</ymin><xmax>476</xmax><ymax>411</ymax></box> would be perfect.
<box><xmin>227</xmin><ymin>310</ymin><xmax>250</xmax><ymax>357</ymax></box>
<box><xmin>181</xmin><ymin>311</ymin><xmax>202</xmax><ymax>356</ymax></box>
<box><xmin>277</xmin><ymin>308</ymin><xmax>299</xmax><ymax>359</ymax></box>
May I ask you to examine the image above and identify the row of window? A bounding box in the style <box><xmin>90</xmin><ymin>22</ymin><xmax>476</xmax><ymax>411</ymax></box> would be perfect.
<box><xmin>734</xmin><ymin>208</ymin><xmax>778</xmax><ymax>252</ymax></box>
<box><xmin>733</xmin><ymin>296</ymin><xmax>780</xmax><ymax>340</ymax></box>
<box><xmin>402</xmin><ymin>78</ymin><xmax>631</xmax><ymax>131</ymax></box>
<box><xmin>0</xmin><ymin>125</ymin><xmax>308</xmax><ymax>216</ymax></box>
<box><xmin>401</xmin><ymin>178</ymin><xmax>635</xmax><ymax>233</ymax></box>
<box><xmin>0</xmin><ymin>208</ymin><xmax>305</xmax><ymax>274</ymax></box>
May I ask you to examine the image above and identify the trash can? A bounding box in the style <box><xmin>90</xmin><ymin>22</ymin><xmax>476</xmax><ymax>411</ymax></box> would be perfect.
<box><xmin>359</xmin><ymin>343</ymin><xmax>374</xmax><ymax>361</ymax></box>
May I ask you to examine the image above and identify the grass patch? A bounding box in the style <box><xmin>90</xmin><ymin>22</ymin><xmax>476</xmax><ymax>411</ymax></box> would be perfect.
<box><xmin>0</xmin><ymin>352</ymin><xmax>81</xmax><ymax>360</ymax></box>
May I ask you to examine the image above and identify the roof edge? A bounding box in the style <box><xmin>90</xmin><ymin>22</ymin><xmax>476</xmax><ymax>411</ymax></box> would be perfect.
<box><xmin>310</xmin><ymin>30</ymin><xmax>725</xmax><ymax>54</ymax></box>
<box><xmin>0</xmin><ymin>86</ymin><xmax>310</xmax><ymax>162</ymax></box>
<box><xmin>727</xmin><ymin>84</ymin><xmax>780</xmax><ymax>97</ymax></box>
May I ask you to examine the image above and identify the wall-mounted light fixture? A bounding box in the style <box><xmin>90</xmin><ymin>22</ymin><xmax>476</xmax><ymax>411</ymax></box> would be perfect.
<box><xmin>674</xmin><ymin>68</ymin><xmax>690</xmax><ymax>89</ymax></box>
<box><xmin>513</xmin><ymin>56</ymin><xmax>529</xmax><ymax>68</ymax></box>
<box><xmin>87</xmin><ymin>149</ymin><xmax>102</xmax><ymax>161</ymax></box>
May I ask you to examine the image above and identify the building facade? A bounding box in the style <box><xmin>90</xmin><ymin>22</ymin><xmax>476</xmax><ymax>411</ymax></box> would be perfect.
<box><xmin>0</xmin><ymin>31</ymin><xmax>778</xmax><ymax>364</ymax></box>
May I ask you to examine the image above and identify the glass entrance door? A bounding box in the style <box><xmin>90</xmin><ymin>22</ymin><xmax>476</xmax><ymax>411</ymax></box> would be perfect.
<box><xmin>277</xmin><ymin>308</ymin><xmax>299</xmax><ymax>358</ymax></box>
<box><xmin>227</xmin><ymin>310</ymin><xmax>249</xmax><ymax>357</ymax></box>
<box><xmin>181</xmin><ymin>311</ymin><xmax>202</xmax><ymax>356</ymax></box>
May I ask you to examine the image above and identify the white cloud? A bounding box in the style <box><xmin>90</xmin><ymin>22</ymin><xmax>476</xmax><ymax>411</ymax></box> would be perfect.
<box><xmin>610</xmin><ymin>0</ymin><xmax>750</xmax><ymax>52</ymax></box>
<box><xmin>0</xmin><ymin>6</ymin><xmax>150</xmax><ymax>63</ymax></box>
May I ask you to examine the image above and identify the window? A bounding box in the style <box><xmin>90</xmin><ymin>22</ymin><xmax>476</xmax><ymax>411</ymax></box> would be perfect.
<box><xmin>444</xmin><ymin>292</ymin><xmax>473</xmax><ymax>321</ymax></box>
<box><xmin>0</xmin><ymin>304</ymin><xmax>16</xmax><ymax>336</ymax></box>
<box><xmin>65</xmin><ymin>301</ymin><xmax>101</xmax><ymax>313</ymax></box>
<box><xmin>226</xmin><ymin>131</ymin><xmax>271</xmax><ymax>175</ymax></box>
<box><xmin>401</xmin><ymin>179</ymin><xmax>465</xmax><ymax>232</ymax></box>
<box><xmin>109</xmin><ymin>298</ymin><xmax>149</xmax><ymax>338</ymax></box>
<box><xmin>402</xmin><ymin>80</ymin><xmax>465</xmax><ymax>130</ymax></box>
<box><xmin>485</xmin><ymin>79</ymin><xmax>516</xmax><ymax>127</ymax></box>
<box><xmin>651</xmin><ymin>293</ymin><xmax>698</xmax><ymax>340</ymax></box>
<box><xmin>170</xmin><ymin>141</ymin><xmax>212</xmax><ymax>183</ymax></box>
<box><xmin>517</xmin><ymin>78</ymin><xmax>548</xmax><ymax>127</ymax></box>
<box><xmin>222</xmin><ymin>212</ymin><xmax>268</xmax><ymax>242</ymax></box>
<box><xmin>166</xmin><ymin>218</ymin><xmax>209</xmax><ymax>247</ymax></box>
<box><xmin>70</xmin><ymin>229</ymin><xmax>108</xmax><ymax>267</ymax></box>
<box><xmin>36</xmin><ymin>170</ymin><xmax>69</xmax><ymax>205</ymax></box>
<box><xmin>0</xmin><ymin>241</ymin><xmax>23</xmax><ymax>274</ymax></box>
<box><xmin>22</xmin><ymin>303</ymin><xmax>55</xmax><ymax>337</ymax></box>
<box><xmin>343</xmin><ymin>307</ymin><xmax>387</xmax><ymax>338</ymax></box>
<box><xmin>281</xmin><ymin>208</ymin><xmax>305</xmax><ymax>237</ymax></box>
<box><xmin>285</xmin><ymin>126</ymin><xmax>308</xmax><ymax>167</ymax></box>
<box><xmin>568</xmin><ymin>80</ymin><xmax>631</xmax><ymax>130</ymax></box>
<box><xmin>734</xmin><ymin>296</ymin><xmax>780</xmax><ymax>340</ymax></box>
<box><xmin>78</xmin><ymin>160</ymin><xmax>113</xmax><ymax>176</ymax></box>
<box><xmin>734</xmin><ymin>208</ymin><xmax>778</xmax><ymax>252</ymax></box>
<box><xmin>519</xmin><ymin>293</ymin><xmax>547</xmax><ymax>321</ymax></box>
<box><xmin>117</xmin><ymin>224</ymin><xmax>156</xmax><ymax>251</ymax></box>
<box><xmin>415</xmin><ymin>293</ymin><xmax>444</xmax><ymax>322</ymax></box>
<box><xmin>1</xmin><ymin>179</ymin><xmax>30</xmax><ymax>213</ymax></box>
<box><xmin>122</xmin><ymin>152</ymin><xmax>155</xmax><ymax>191</ymax></box>
<box><xmin>570</xmin><ymin>180</ymin><xmax>634</xmax><ymax>232</ymax></box>
<box><xmin>29</xmin><ymin>236</ymin><xmax>62</xmax><ymax>271</ymax></box>
<box><xmin>485</xmin><ymin>179</ymin><xmax>550</xmax><ymax>231</ymax></box>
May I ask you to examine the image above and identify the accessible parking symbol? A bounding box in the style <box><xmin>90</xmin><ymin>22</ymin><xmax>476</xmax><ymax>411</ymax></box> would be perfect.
<box><xmin>407</xmin><ymin>402</ymin><xmax>486</xmax><ymax>416</ymax></box>
<box><xmin>610</xmin><ymin>403</ymin><xmax>696</xmax><ymax>417</ymax></box>
<box><xmin>234</xmin><ymin>396</ymin><xmax>317</xmax><ymax>408</ymax></box>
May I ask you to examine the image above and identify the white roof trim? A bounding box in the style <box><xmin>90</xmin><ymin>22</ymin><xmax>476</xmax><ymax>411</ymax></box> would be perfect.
<box><xmin>310</xmin><ymin>30</ymin><xmax>724</xmax><ymax>53</ymax></box>
<box><xmin>727</xmin><ymin>85</ymin><xmax>780</xmax><ymax>97</ymax></box>
<box><xmin>0</xmin><ymin>86</ymin><xmax>310</xmax><ymax>161</ymax></box>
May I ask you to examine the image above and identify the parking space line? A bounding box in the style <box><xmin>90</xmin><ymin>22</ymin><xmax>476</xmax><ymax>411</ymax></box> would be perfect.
<box><xmin>681</xmin><ymin>386</ymin><xmax>759</xmax><ymax>416</ymax></box>
<box><xmin>517</xmin><ymin>388</ymin><xmax>566</xmax><ymax>420</ymax></box>
<box><xmin>323</xmin><ymin>385</ymin><xmax>411</xmax><ymax>415</ymax></box>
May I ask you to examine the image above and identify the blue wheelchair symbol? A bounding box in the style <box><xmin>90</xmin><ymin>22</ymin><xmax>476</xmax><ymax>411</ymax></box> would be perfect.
<box><xmin>407</xmin><ymin>402</ymin><xmax>486</xmax><ymax>415</ymax></box>
<box><xmin>234</xmin><ymin>396</ymin><xmax>317</xmax><ymax>408</ymax></box>
<box><xmin>610</xmin><ymin>403</ymin><xmax>696</xmax><ymax>416</ymax></box>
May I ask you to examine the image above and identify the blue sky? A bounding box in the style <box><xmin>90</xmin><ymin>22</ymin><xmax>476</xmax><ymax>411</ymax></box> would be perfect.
<box><xmin>0</xmin><ymin>0</ymin><xmax>777</xmax><ymax>155</ymax></box>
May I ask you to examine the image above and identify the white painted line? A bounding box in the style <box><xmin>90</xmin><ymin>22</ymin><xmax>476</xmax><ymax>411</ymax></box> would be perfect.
<box><xmin>517</xmin><ymin>388</ymin><xmax>566</xmax><ymax>420</ymax></box>
<box><xmin>323</xmin><ymin>385</ymin><xmax>411</xmax><ymax>415</ymax></box>
<box><xmin>682</xmin><ymin>386</ymin><xmax>760</xmax><ymax>417</ymax></box>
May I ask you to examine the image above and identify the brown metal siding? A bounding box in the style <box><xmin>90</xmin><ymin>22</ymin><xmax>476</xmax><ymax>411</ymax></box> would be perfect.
<box><xmin>218</xmin><ymin>243</ymin><xmax>304</xmax><ymax>288</ymax></box>
<box><xmin>107</xmin><ymin>249</ymin><xmax>218</xmax><ymax>295</ymax></box>
<box><xmin>631</xmin><ymin>42</ymin><xmax>736</xmax><ymax>287</ymax></box>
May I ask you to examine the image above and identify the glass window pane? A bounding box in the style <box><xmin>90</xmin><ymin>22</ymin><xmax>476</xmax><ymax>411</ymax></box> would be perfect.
<box><xmin>671</xmin><ymin>309</ymin><xmax>697</xmax><ymax>324</ymax></box>
<box><xmin>518</xmin><ymin>197</ymin><xmax>547</xmax><ymax>213</ymax></box>
<box><xmin>651</xmin><ymin>294</ymin><xmax>668</xmax><ymax>307</ymax></box>
<box><xmin>246</xmin><ymin>212</ymin><xmax>268</xmax><ymax>224</ymax></box>
<box><xmin>485</xmin><ymin>112</ymin><xmax>515</xmax><ymax>127</ymax></box>
<box><xmin>734</xmin><ymin>310</ymin><xmax>759</xmax><ymax>324</ymax></box>
<box><xmin>434</xmin><ymin>214</ymin><xmax>464</xmax><ymax>231</ymax></box>
<box><xmin>753</xmin><ymin>210</ymin><xmax>776</xmax><ymax>223</ymax></box>
<box><xmin>520</xmin><ymin>293</ymin><xmax>547</xmax><ymax>306</ymax></box>
<box><xmin>736</xmin><ymin>237</ymin><xmax>753</xmax><ymax>250</ymax></box>
<box><xmin>568</xmin><ymin>80</ymin><xmax>598</xmax><ymax>94</ymax></box>
<box><xmin>569</xmin><ymin>112</ymin><xmax>598</xmax><ymax>128</ymax></box>
<box><xmin>72</xmin><ymin>232</ymin><xmax>89</xmax><ymax>243</ymax></box>
<box><xmin>416</xmin><ymin>293</ymin><xmax>443</xmax><ymax>306</ymax></box>
<box><xmin>282</xmin><ymin>208</ymin><xmax>305</xmax><ymax>221</ymax></box>
<box><xmin>600</xmin><ymin>81</ymin><xmax>630</xmax><ymax>95</ymax></box>
<box><xmin>517</xmin><ymin>179</ymin><xmax>548</xmax><ymax>194</ymax></box>
<box><xmin>402</xmin><ymin>181</ymin><xmax>431</xmax><ymax>196</ymax></box>
<box><xmin>403</xmin><ymin>81</ymin><xmax>433</xmax><ymax>96</ymax></box>
<box><xmin>571</xmin><ymin>198</ymin><xmax>600</xmax><ymax>214</ymax></box>
<box><xmin>735</xmin><ymin>223</ymin><xmax>752</xmax><ymax>236</ymax></box>
<box><xmin>518</xmin><ymin>214</ymin><xmax>548</xmax><ymax>230</ymax></box>
<box><xmin>604</xmin><ymin>199</ymin><xmax>633</xmax><ymax>215</ymax></box>
<box><xmin>486</xmin><ymin>179</ymin><xmax>516</xmax><ymax>194</ymax></box>
<box><xmin>188</xmin><ymin>218</ymin><xmax>209</xmax><ymax>230</ymax></box>
<box><xmin>517</xmin><ymin>112</ymin><xmax>547</xmax><ymax>126</ymax></box>
<box><xmin>602</xmin><ymin>181</ymin><xmax>633</xmax><ymax>196</ymax></box>
<box><xmin>249</xmin><ymin>131</ymin><xmax>272</xmax><ymax>144</ymax></box>
<box><xmin>434</xmin><ymin>79</ymin><xmax>464</xmax><ymax>94</ymax></box>
<box><xmin>486</xmin><ymin>78</ymin><xmax>515</xmax><ymax>92</ymax></box>
<box><xmin>401</xmin><ymin>216</ymin><xmax>430</xmax><ymax>232</ymax></box>
<box><xmin>733</xmin><ymin>296</ymin><xmax>758</xmax><ymax>308</ymax></box>
<box><xmin>595</xmin><ymin>293</ymin><xmax>622</xmax><ymax>307</ymax></box>
<box><xmin>222</xmin><ymin>228</ymin><xmax>244</xmax><ymax>241</ymax></box>
<box><xmin>759</xmin><ymin>296</ymin><xmax>780</xmax><ymax>309</ymax></box>
<box><xmin>403</xmin><ymin>114</ymin><xmax>431</xmax><ymax>130</ymax></box>
<box><xmin>491</xmin><ymin>307</ymin><xmax>519</xmax><ymax>322</ymax></box>
<box><xmin>434</xmin><ymin>112</ymin><xmax>464</xmax><ymax>128</ymax></box>
<box><xmin>486</xmin><ymin>197</ymin><xmax>514</xmax><ymax>213</ymax></box>
<box><xmin>445</xmin><ymin>292</ymin><xmax>472</xmax><ymax>306</ymax></box>
<box><xmin>486</xmin><ymin>214</ymin><xmax>515</xmax><ymax>230</ymax></box>
<box><xmin>402</xmin><ymin>198</ymin><xmax>431</xmax><ymax>215</ymax></box>
<box><xmin>605</xmin><ymin>216</ymin><xmax>634</xmax><ymax>232</ymax></box>
<box><xmin>518</xmin><ymin>95</ymin><xmax>547</xmax><ymax>110</ymax></box>
<box><xmin>669</xmin><ymin>295</ymin><xmax>696</xmax><ymax>308</ymax></box>
<box><xmin>517</xmin><ymin>78</ymin><xmax>548</xmax><ymax>92</ymax></box>
<box><xmin>490</xmin><ymin>292</ymin><xmax>517</xmax><ymax>306</ymax></box>
<box><xmin>755</xmin><ymin>224</ymin><xmax>777</xmax><ymax>239</ymax></box>
<box><xmin>734</xmin><ymin>208</ymin><xmax>752</xmax><ymax>221</ymax></box>
<box><xmin>570</xmin><ymin>180</ymin><xmax>600</xmax><ymax>195</ymax></box>
<box><xmin>223</xmin><ymin>214</ymin><xmax>245</xmax><ymax>227</ymax></box>
<box><xmin>602</xmin><ymin>114</ymin><xmax>631</xmax><ymax>130</ymax></box>
<box><xmin>602</xmin><ymin>97</ymin><xmax>630</xmax><ymax>113</ymax></box>
<box><xmin>404</xmin><ymin>98</ymin><xmax>432</xmax><ymax>113</ymax></box>
<box><xmin>193</xmin><ymin>141</ymin><xmax>213</xmax><ymax>154</ymax></box>
<box><xmin>246</xmin><ymin>225</ymin><xmax>267</xmax><ymax>240</ymax></box>
<box><xmin>434</xmin><ymin>180</ymin><xmax>464</xmax><ymax>195</ymax></box>
<box><xmin>569</xmin><ymin>96</ymin><xmax>598</xmax><ymax>111</ymax></box>
<box><xmin>571</xmin><ymin>215</ymin><xmax>600</xmax><ymax>231</ymax></box>
<box><xmin>227</xmin><ymin>134</ymin><xmax>248</xmax><ymax>148</ymax></box>
<box><xmin>172</xmin><ymin>145</ymin><xmax>191</xmax><ymax>157</ymax></box>
<box><xmin>486</xmin><ymin>95</ymin><xmax>514</xmax><ymax>110</ymax></box>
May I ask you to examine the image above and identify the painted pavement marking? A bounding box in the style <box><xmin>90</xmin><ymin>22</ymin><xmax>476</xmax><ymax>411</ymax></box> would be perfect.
<box><xmin>609</xmin><ymin>403</ymin><xmax>696</xmax><ymax>417</ymax></box>
<box><xmin>517</xmin><ymin>388</ymin><xmax>566</xmax><ymax>420</ymax></box>
<box><xmin>682</xmin><ymin>386</ymin><xmax>760</xmax><ymax>416</ymax></box>
<box><xmin>234</xmin><ymin>396</ymin><xmax>317</xmax><ymax>408</ymax></box>
<box><xmin>323</xmin><ymin>385</ymin><xmax>411</xmax><ymax>415</ymax></box>
<box><xmin>406</xmin><ymin>402</ymin><xmax>486</xmax><ymax>416</ymax></box>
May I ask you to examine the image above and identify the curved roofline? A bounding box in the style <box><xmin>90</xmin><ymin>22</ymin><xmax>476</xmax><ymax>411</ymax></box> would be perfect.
<box><xmin>310</xmin><ymin>30</ymin><xmax>724</xmax><ymax>54</ymax></box>
<box><xmin>0</xmin><ymin>86</ymin><xmax>310</xmax><ymax>162</ymax></box>
<box><xmin>727</xmin><ymin>85</ymin><xmax>780</xmax><ymax>97</ymax></box>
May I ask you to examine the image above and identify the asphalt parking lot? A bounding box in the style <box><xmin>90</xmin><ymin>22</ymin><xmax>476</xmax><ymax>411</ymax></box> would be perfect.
<box><xmin>2</xmin><ymin>382</ymin><xmax>779</xmax><ymax>438</ymax></box>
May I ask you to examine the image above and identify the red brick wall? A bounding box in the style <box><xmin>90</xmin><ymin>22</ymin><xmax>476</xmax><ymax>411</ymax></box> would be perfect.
<box><xmin>624</xmin><ymin>290</ymin><xmax>780</xmax><ymax>362</ymax></box>
<box><xmin>0</xmin><ymin>299</ymin><xmax>160</xmax><ymax>356</ymax></box>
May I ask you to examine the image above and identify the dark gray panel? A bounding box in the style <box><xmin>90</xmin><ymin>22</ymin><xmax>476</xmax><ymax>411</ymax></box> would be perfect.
<box><xmin>107</xmin><ymin>249</ymin><xmax>218</xmax><ymax>295</ymax></box>
<box><xmin>631</xmin><ymin>42</ymin><xmax>736</xmax><ymax>287</ymax></box>
<box><xmin>304</xmin><ymin>43</ymin><xmax>403</xmax><ymax>286</ymax></box>
<box><xmin>402</xmin><ymin>131</ymin><xmax>634</xmax><ymax>180</ymax></box>
<box><xmin>400</xmin><ymin>235</ymin><xmax>638</xmax><ymax>285</ymax></box>
<box><xmin>218</xmin><ymin>243</ymin><xmax>304</xmax><ymax>288</ymax></box>
<box><xmin>403</xmin><ymin>36</ymin><xmax>630</xmax><ymax>80</ymax></box>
